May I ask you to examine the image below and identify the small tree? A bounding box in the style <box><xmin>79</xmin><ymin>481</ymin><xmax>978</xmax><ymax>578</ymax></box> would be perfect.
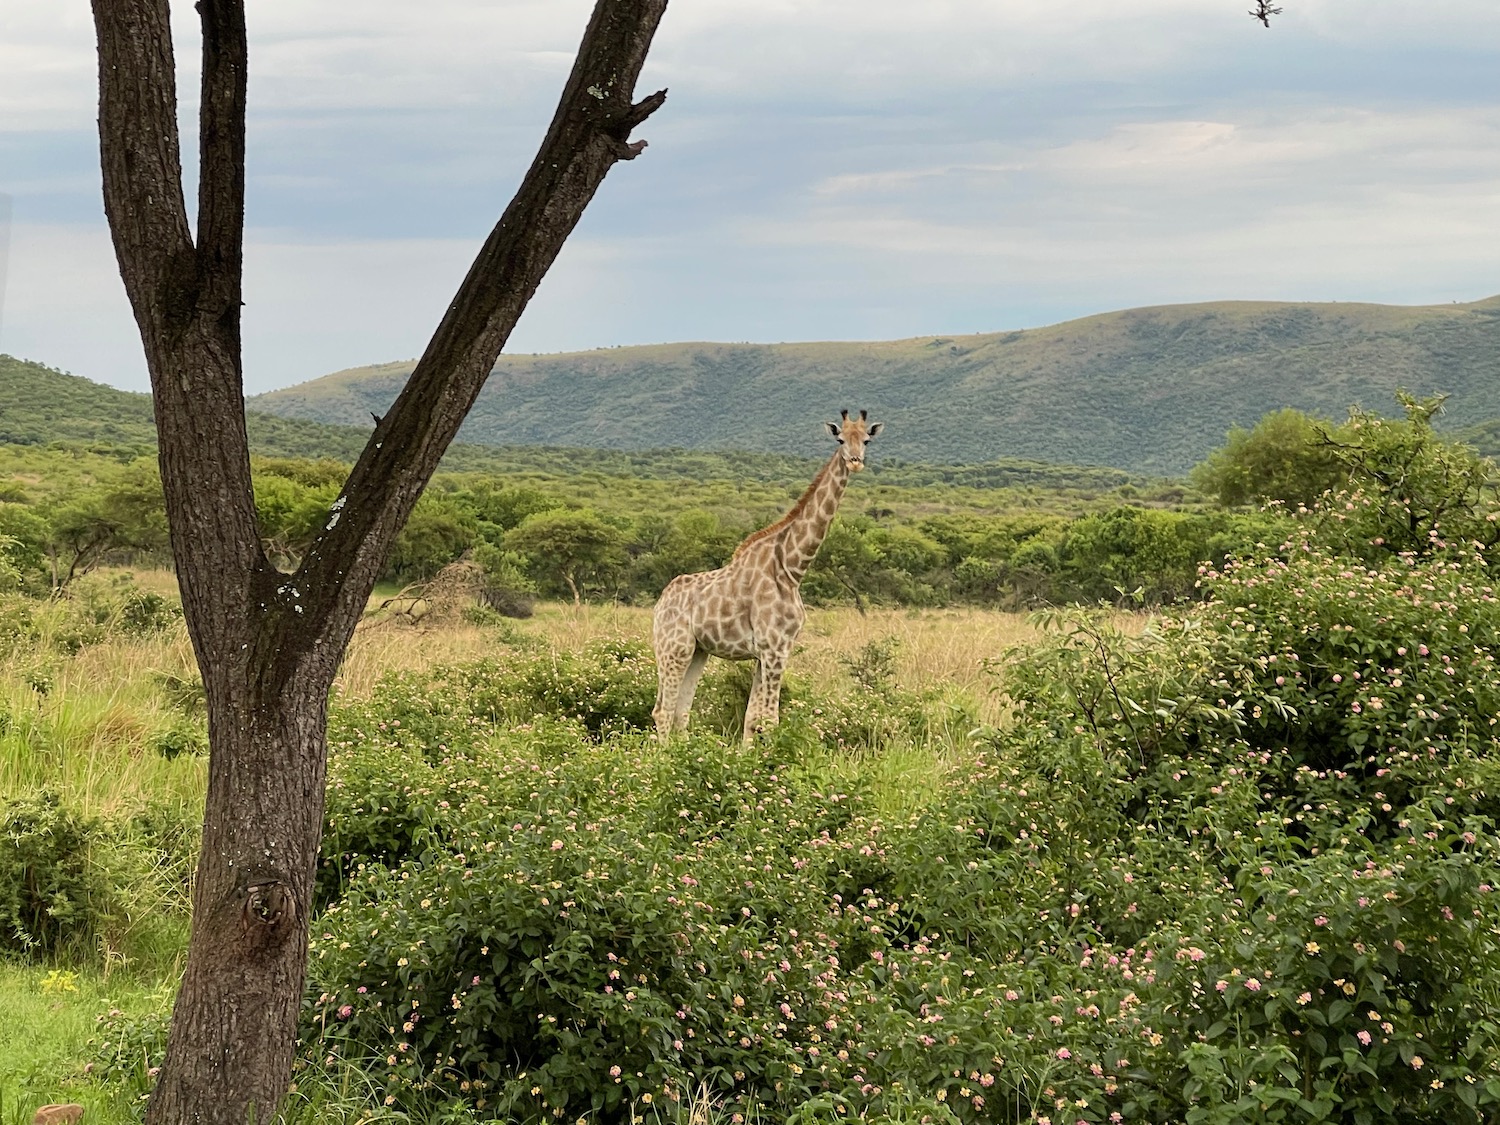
<box><xmin>508</xmin><ymin>507</ymin><xmax>629</xmax><ymax>602</ymax></box>
<box><xmin>87</xmin><ymin>1</ymin><xmax>669</xmax><ymax>1121</ymax></box>
<box><xmin>1191</xmin><ymin>407</ymin><xmax>1344</xmax><ymax>509</ymax></box>
<box><xmin>1314</xmin><ymin>391</ymin><xmax>1500</xmax><ymax>557</ymax></box>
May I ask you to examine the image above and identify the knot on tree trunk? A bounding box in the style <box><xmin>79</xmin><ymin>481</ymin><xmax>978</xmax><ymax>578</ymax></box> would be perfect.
<box><xmin>241</xmin><ymin>881</ymin><xmax>298</xmax><ymax>938</ymax></box>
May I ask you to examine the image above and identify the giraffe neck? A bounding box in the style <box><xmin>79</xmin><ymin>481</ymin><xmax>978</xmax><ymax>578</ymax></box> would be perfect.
<box><xmin>771</xmin><ymin>451</ymin><xmax>851</xmax><ymax>584</ymax></box>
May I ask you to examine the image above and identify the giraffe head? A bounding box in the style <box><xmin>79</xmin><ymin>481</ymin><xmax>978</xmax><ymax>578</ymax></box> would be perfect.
<box><xmin>825</xmin><ymin>408</ymin><xmax>883</xmax><ymax>472</ymax></box>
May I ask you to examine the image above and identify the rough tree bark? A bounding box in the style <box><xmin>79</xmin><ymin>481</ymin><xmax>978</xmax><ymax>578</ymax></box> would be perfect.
<box><xmin>89</xmin><ymin>1</ymin><xmax>669</xmax><ymax>1121</ymax></box>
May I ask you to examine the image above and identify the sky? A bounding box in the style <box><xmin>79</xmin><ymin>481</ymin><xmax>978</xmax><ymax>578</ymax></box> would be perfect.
<box><xmin>2</xmin><ymin>1</ymin><xmax>1500</xmax><ymax>395</ymax></box>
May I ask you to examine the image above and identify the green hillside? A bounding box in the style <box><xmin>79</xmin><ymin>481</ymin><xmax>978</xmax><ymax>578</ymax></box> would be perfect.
<box><xmin>0</xmin><ymin>354</ymin><xmax>159</xmax><ymax>450</ymax></box>
<box><xmin>0</xmin><ymin>354</ymin><xmax>1135</xmax><ymax>494</ymax></box>
<box><xmin>0</xmin><ymin>353</ymin><xmax>375</xmax><ymax>461</ymax></box>
<box><xmin>247</xmin><ymin>295</ymin><xmax>1500</xmax><ymax>473</ymax></box>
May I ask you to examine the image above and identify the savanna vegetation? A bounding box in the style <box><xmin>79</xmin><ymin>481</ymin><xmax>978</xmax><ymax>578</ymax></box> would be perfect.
<box><xmin>4</xmin><ymin>390</ymin><xmax>1500</xmax><ymax>1123</ymax></box>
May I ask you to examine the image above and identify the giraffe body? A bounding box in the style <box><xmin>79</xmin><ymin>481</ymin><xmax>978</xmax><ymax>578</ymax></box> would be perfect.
<box><xmin>652</xmin><ymin>410</ymin><xmax>881</xmax><ymax>739</ymax></box>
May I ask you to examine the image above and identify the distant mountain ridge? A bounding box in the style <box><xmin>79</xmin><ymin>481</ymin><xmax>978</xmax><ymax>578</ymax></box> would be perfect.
<box><xmin>247</xmin><ymin>296</ymin><xmax>1500</xmax><ymax>473</ymax></box>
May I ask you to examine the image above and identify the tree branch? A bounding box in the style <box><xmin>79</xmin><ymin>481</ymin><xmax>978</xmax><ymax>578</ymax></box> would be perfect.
<box><xmin>195</xmin><ymin>0</ymin><xmax>248</xmax><ymax>319</ymax></box>
<box><xmin>92</xmin><ymin>0</ymin><xmax>196</xmax><ymax>336</ymax></box>
<box><xmin>293</xmin><ymin>0</ymin><xmax>669</xmax><ymax>647</ymax></box>
<box><xmin>94</xmin><ymin>0</ymin><xmax>266</xmax><ymax>661</ymax></box>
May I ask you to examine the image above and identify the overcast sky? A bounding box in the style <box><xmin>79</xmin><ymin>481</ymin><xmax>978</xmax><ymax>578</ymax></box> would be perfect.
<box><xmin>3</xmin><ymin>1</ymin><xmax>1500</xmax><ymax>394</ymax></box>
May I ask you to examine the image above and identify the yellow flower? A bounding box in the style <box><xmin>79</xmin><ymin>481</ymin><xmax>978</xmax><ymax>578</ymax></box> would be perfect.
<box><xmin>1305</xmin><ymin>942</ymin><xmax>1320</xmax><ymax>955</ymax></box>
<box><xmin>40</xmin><ymin>970</ymin><xmax>79</xmax><ymax>995</ymax></box>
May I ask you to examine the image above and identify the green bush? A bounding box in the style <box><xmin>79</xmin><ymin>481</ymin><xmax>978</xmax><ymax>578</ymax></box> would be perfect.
<box><xmin>0</xmin><ymin>791</ymin><xmax>106</xmax><ymax>957</ymax></box>
<box><xmin>88</xmin><ymin>999</ymin><xmax>172</xmax><ymax>1090</ymax></box>
<box><xmin>150</xmin><ymin>721</ymin><xmax>207</xmax><ymax>760</ymax></box>
<box><xmin>288</xmin><ymin>536</ymin><xmax>1500</xmax><ymax>1125</ymax></box>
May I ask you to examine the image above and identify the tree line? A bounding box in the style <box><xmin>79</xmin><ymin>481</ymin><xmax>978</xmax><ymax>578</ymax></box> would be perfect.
<box><xmin>7</xmin><ymin>390</ymin><xmax>1493</xmax><ymax>612</ymax></box>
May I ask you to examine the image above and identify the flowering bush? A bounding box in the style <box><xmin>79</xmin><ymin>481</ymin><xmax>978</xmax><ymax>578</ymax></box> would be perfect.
<box><xmin>983</xmin><ymin>539</ymin><xmax>1500</xmax><ymax>1122</ymax></box>
<box><xmin>290</xmin><ymin>536</ymin><xmax>1500</xmax><ymax>1125</ymax></box>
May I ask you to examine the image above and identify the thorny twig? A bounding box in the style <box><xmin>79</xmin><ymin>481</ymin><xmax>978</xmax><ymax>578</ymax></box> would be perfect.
<box><xmin>1250</xmin><ymin>1</ymin><xmax>1282</xmax><ymax>26</ymax></box>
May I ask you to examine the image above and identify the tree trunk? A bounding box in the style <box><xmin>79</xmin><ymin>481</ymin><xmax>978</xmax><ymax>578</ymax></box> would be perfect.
<box><xmin>145</xmin><ymin>667</ymin><xmax>331</xmax><ymax>1122</ymax></box>
<box><xmin>89</xmin><ymin>0</ymin><xmax>669</xmax><ymax>1120</ymax></box>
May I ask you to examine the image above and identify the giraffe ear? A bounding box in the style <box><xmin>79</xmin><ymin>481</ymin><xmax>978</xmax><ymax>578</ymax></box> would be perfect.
<box><xmin>867</xmin><ymin>422</ymin><xmax>883</xmax><ymax>437</ymax></box>
<box><xmin>826</xmin><ymin>422</ymin><xmax>841</xmax><ymax>438</ymax></box>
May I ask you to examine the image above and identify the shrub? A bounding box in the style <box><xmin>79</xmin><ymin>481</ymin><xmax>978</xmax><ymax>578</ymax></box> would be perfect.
<box><xmin>288</xmin><ymin>538</ymin><xmax>1500</xmax><ymax>1125</ymax></box>
<box><xmin>0</xmin><ymin>791</ymin><xmax>106</xmax><ymax>957</ymax></box>
<box><xmin>88</xmin><ymin>998</ymin><xmax>172</xmax><ymax>1090</ymax></box>
<box><xmin>150</xmin><ymin>721</ymin><xmax>208</xmax><ymax>760</ymax></box>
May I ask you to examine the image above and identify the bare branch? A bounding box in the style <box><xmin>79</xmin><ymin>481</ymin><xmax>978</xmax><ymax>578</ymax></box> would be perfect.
<box><xmin>195</xmin><ymin>0</ymin><xmax>248</xmax><ymax>319</ymax></box>
<box><xmin>92</xmin><ymin>0</ymin><xmax>196</xmax><ymax>333</ymax></box>
<box><xmin>1250</xmin><ymin>1</ymin><xmax>1283</xmax><ymax>27</ymax></box>
<box><xmin>93</xmin><ymin>0</ymin><xmax>266</xmax><ymax>657</ymax></box>
<box><xmin>293</xmin><ymin>0</ymin><xmax>669</xmax><ymax>648</ymax></box>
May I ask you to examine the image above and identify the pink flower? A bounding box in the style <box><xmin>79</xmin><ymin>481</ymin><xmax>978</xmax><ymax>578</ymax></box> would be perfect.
<box><xmin>550</xmin><ymin>840</ymin><xmax>564</xmax><ymax>851</ymax></box>
<box><xmin>1056</xmin><ymin>1048</ymin><xmax>1071</xmax><ymax>1060</ymax></box>
<box><xmin>1188</xmin><ymin>948</ymin><xmax>1206</xmax><ymax>962</ymax></box>
<box><xmin>337</xmin><ymin>1004</ymin><xmax>353</xmax><ymax>1019</ymax></box>
<box><xmin>610</xmin><ymin>1066</ymin><xmax>622</xmax><ymax>1078</ymax></box>
<box><xmin>1005</xmin><ymin>990</ymin><xmax>1019</xmax><ymax>1001</ymax></box>
<box><xmin>1314</xmin><ymin>916</ymin><xmax>1329</xmax><ymax>927</ymax></box>
<box><xmin>1357</xmin><ymin>1031</ymin><xmax>1372</xmax><ymax>1046</ymax></box>
<box><xmin>1245</xmin><ymin>978</ymin><xmax>1262</xmax><ymax>991</ymax></box>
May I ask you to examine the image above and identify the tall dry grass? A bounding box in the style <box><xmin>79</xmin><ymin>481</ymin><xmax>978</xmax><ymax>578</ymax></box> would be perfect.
<box><xmin>339</xmin><ymin>601</ymin><xmax>1147</xmax><ymax>725</ymax></box>
<box><xmin>4</xmin><ymin>567</ymin><xmax>1143</xmax><ymax>816</ymax></box>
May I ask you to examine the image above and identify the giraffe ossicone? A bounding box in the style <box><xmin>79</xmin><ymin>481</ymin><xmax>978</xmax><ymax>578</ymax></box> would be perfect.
<box><xmin>651</xmin><ymin>409</ymin><xmax>883</xmax><ymax>740</ymax></box>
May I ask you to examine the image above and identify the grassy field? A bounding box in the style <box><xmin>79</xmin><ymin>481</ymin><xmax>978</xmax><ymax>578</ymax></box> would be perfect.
<box><xmin>0</xmin><ymin>571</ymin><xmax>1070</xmax><ymax>1122</ymax></box>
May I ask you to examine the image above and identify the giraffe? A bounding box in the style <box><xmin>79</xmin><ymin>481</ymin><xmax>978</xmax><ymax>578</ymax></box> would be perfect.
<box><xmin>652</xmin><ymin>409</ymin><xmax>882</xmax><ymax>740</ymax></box>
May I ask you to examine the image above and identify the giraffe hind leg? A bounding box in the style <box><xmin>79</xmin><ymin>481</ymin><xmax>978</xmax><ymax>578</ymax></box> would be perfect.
<box><xmin>654</xmin><ymin>640</ymin><xmax>695</xmax><ymax>737</ymax></box>
<box><xmin>673</xmin><ymin>649</ymin><xmax>710</xmax><ymax>732</ymax></box>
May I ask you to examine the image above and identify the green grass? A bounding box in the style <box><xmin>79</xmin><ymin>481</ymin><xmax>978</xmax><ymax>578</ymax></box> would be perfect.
<box><xmin>0</xmin><ymin>964</ymin><xmax>169</xmax><ymax>1125</ymax></box>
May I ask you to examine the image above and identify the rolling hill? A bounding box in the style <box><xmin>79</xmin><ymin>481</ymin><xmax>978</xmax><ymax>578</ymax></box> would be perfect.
<box><xmin>247</xmin><ymin>296</ymin><xmax>1500</xmax><ymax>473</ymax></box>
<box><xmin>0</xmin><ymin>353</ymin><xmax>375</xmax><ymax>461</ymax></box>
<box><xmin>0</xmin><ymin>354</ymin><xmax>1137</xmax><ymax>493</ymax></box>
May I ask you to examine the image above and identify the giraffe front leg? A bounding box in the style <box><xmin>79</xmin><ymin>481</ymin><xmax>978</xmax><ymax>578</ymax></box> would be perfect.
<box><xmin>741</xmin><ymin>661</ymin><xmax>765</xmax><ymax>742</ymax></box>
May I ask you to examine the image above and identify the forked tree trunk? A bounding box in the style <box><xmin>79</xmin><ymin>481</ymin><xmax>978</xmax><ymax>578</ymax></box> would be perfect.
<box><xmin>89</xmin><ymin>0</ymin><xmax>669</xmax><ymax>1120</ymax></box>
